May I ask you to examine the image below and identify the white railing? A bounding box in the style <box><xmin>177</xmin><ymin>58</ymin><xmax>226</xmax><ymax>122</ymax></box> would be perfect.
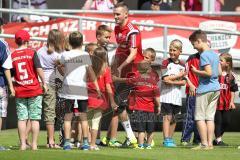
<box><xmin>1</xmin><ymin>8</ymin><xmax>240</xmax><ymax>58</ymax></box>
<box><xmin>1</xmin><ymin>8</ymin><xmax>239</xmax><ymax>103</ymax></box>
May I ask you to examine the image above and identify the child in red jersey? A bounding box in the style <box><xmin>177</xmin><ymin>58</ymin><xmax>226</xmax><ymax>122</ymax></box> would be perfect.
<box><xmin>9</xmin><ymin>30</ymin><xmax>47</xmax><ymax>150</ymax></box>
<box><xmin>213</xmin><ymin>53</ymin><xmax>238</xmax><ymax>146</ymax></box>
<box><xmin>127</xmin><ymin>59</ymin><xmax>160</xmax><ymax>149</ymax></box>
<box><xmin>87</xmin><ymin>47</ymin><xmax>118</xmax><ymax>150</ymax></box>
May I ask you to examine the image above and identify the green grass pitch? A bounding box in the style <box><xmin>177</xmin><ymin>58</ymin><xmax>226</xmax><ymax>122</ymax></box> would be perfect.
<box><xmin>0</xmin><ymin>129</ymin><xmax>239</xmax><ymax>160</ymax></box>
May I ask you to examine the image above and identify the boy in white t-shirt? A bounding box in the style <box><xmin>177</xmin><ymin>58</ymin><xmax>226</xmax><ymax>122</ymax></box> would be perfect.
<box><xmin>160</xmin><ymin>39</ymin><xmax>186</xmax><ymax>147</ymax></box>
<box><xmin>58</xmin><ymin>31</ymin><xmax>101</xmax><ymax>150</ymax></box>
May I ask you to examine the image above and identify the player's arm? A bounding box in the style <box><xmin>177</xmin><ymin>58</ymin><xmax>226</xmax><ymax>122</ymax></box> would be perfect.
<box><xmin>229</xmin><ymin>75</ymin><xmax>239</xmax><ymax>109</ymax></box>
<box><xmin>218</xmin><ymin>63</ymin><xmax>222</xmax><ymax>76</ymax></box>
<box><xmin>4</xmin><ymin>69</ymin><xmax>15</xmax><ymax>96</ymax></box>
<box><xmin>229</xmin><ymin>92</ymin><xmax>236</xmax><ymax>109</ymax></box>
<box><xmin>163</xmin><ymin>78</ymin><xmax>186</xmax><ymax>86</ymax></box>
<box><xmin>154</xmin><ymin>85</ymin><xmax>161</xmax><ymax>115</ymax></box>
<box><xmin>191</xmin><ymin>64</ymin><xmax>212</xmax><ymax>77</ymax></box>
<box><xmin>163</xmin><ymin>70</ymin><xmax>186</xmax><ymax>81</ymax></box>
<box><xmin>118</xmin><ymin>32</ymin><xmax>139</xmax><ymax>76</ymax></box>
<box><xmin>117</xmin><ymin>47</ymin><xmax>137</xmax><ymax>76</ymax></box>
<box><xmin>82</xmin><ymin>0</ymin><xmax>93</xmax><ymax>10</ymax></box>
<box><xmin>180</xmin><ymin>0</ymin><xmax>186</xmax><ymax>11</ymax></box>
<box><xmin>185</xmin><ymin>76</ymin><xmax>196</xmax><ymax>96</ymax></box>
<box><xmin>112</xmin><ymin>75</ymin><xmax>127</xmax><ymax>82</ymax></box>
<box><xmin>2</xmin><ymin>48</ymin><xmax>15</xmax><ymax>96</ymax></box>
<box><xmin>55</xmin><ymin>55</ymin><xmax>65</xmax><ymax>76</ymax></box>
<box><xmin>34</xmin><ymin>52</ymin><xmax>48</xmax><ymax>93</ymax></box>
<box><xmin>106</xmin><ymin>83</ymin><xmax>118</xmax><ymax>110</ymax></box>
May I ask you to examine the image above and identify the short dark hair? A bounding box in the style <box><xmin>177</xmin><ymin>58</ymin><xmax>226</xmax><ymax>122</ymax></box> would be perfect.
<box><xmin>189</xmin><ymin>30</ymin><xmax>208</xmax><ymax>42</ymax></box>
<box><xmin>114</xmin><ymin>2</ymin><xmax>129</xmax><ymax>12</ymax></box>
<box><xmin>69</xmin><ymin>31</ymin><xmax>83</xmax><ymax>49</ymax></box>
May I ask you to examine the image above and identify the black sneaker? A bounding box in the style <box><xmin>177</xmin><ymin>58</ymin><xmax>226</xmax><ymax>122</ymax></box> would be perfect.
<box><xmin>213</xmin><ymin>140</ymin><xmax>228</xmax><ymax>146</ymax></box>
<box><xmin>121</xmin><ymin>137</ymin><xmax>137</xmax><ymax>148</ymax></box>
<box><xmin>217</xmin><ymin>141</ymin><xmax>228</xmax><ymax>146</ymax></box>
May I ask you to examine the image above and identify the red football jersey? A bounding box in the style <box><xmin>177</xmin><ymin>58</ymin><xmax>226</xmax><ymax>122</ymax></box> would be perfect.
<box><xmin>217</xmin><ymin>73</ymin><xmax>238</xmax><ymax>110</ymax></box>
<box><xmin>88</xmin><ymin>67</ymin><xmax>113</xmax><ymax>110</ymax></box>
<box><xmin>11</xmin><ymin>48</ymin><xmax>43</xmax><ymax>98</ymax></box>
<box><xmin>113</xmin><ymin>20</ymin><xmax>144</xmax><ymax>77</ymax></box>
<box><xmin>128</xmin><ymin>70</ymin><xmax>160</xmax><ymax>112</ymax></box>
<box><xmin>185</xmin><ymin>53</ymin><xmax>200</xmax><ymax>94</ymax></box>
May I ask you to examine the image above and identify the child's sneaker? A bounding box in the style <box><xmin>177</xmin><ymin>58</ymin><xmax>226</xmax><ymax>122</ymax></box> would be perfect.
<box><xmin>74</xmin><ymin>141</ymin><xmax>81</xmax><ymax>148</ymax></box>
<box><xmin>144</xmin><ymin>138</ymin><xmax>155</xmax><ymax>147</ymax></box>
<box><xmin>63</xmin><ymin>142</ymin><xmax>72</xmax><ymax>150</ymax></box>
<box><xmin>163</xmin><ymin>138</ymin><xmax>176</xmax><ymax>148</ymax></box>
<box><xmin>81</xmin><ymin>144</ymin><xmax>90</xmax><ymax>151</ymax></box>
<box><xmin>101</xmin><ymin>137</ymin><xmax>109</xmax><ymax>146</ymax></box>
<box><xmin>145</xmin><ymin>144</ymin><xmax>152</xmax><ymax>150</ymax></box>
<box><xmin>122</xmin><ymin>137</ymin><xmax>137</xmax><ymax>148</ymax></box>
<box><xmin>108</xmin><ymin>140</ymin><xmax>122</xmax><ymax>147</ymax></box>
<box><xmin>89</xmin><ymin>145</ymin><xmax>100</xmax><ymax>151</ymax></box>
<box><xmin>135</xmin><ymin>144</ymin><xmax>144</xmax><ymax>150</ymax></box>
<box><xmin>181</xmin><ymin>141</ymin><xmax>190</xmax><ymax>146</ymax></box>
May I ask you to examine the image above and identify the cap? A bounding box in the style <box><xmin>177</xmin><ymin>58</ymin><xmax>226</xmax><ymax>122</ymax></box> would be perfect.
<box><xmin>15</xmin><ymin>30</ymin><xmax>30</xmax><ymax>42</ymax></box>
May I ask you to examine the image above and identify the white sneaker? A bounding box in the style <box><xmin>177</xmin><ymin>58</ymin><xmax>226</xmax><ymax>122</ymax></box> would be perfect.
<box><xmin>90</xmin><ymin>145</ymin><xmax>100</xmax><ymax>151</ymax></box>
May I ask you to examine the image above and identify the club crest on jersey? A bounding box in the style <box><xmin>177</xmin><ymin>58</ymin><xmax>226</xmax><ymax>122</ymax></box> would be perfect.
<box><xmin>117</xmin><ymin>33</ymin><xmax>123</xmax><ymax>39</ymax></box>
<box><xmin>220</xmin><ymin>83</ymin><xmax>228</xmax><ymax>90</ymax></box>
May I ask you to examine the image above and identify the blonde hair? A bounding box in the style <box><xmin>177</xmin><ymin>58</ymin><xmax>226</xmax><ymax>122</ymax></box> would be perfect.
<box><xmin>144</xmin><ymin>48</ymin><xmax>156</xmax><ymax>58</ymax></box>
<box><xmin>96</xmin><ymin>25</ymin><xmax>112</xmax><ymax>37</ymax></box>
<box><xmin>220</xmin><ymin>53</ymin><xmax>233</xmax><ymax>73</ymax></box>
<box><xmin>170</xmin><ymin>39</ymin><xmax>182</xmax><ymax>52</ymax></box>
<box><xmin>47</xmin><ymin>29</ymin><xmax>65</xmax><ymax>54</ymax></box>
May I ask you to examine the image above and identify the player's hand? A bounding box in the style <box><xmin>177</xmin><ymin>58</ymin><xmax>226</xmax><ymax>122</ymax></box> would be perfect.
<box><xmin>42</xmin><ymin>83</ymin><xmax>48</xmax><ymax>94</ymax></box>
<box><xmin>189</xmin><ymin>85</ymin><xmax>196</xmax><ymax>96</ymax></box>
<box><xmin>163</xmin><ymin>79</ymin><xmax>172</xmax><ymax>84</ymax></box>
<box><xmin>9</xmin><ymin>86</ymin><xmax>15</xmax><ymax>97</ymax></box>
<box><xmin>191</xmin><ymin>65</ymin><xmax>197</xmax><ymax>73</ymax></box>
<box><xmin>111</xmin><ymin>102</ymin><xmax>119</xmax><ymax>111</ymax></box>
<box><xmin>229</xmin><ymin>102</ymin><xmax>236</xmax><ymax>110</ymax></box>
<box><xmin>96</xmin><ymin>90</ymin><xmax>102</xmax><ymax>99</ymax></box>
<box><xmin>156</xmin><ymin>106</ymin><xmax>161</xmax><ymax>115</ymax></box>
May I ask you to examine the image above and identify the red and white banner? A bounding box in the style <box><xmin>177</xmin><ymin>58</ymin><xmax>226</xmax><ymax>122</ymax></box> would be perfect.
<box><xmin>3</xmin><ymin>13</ymin><xmax>240</xmax><ymax>61</ymax></box>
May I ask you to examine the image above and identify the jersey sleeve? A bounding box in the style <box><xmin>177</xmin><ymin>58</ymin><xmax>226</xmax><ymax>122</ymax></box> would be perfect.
<box><xmin>128</xmin><ymin>32</ymin><xmax>141</xmax><ymax>49</ymax></box>
<box><xmin>1</xmin><ymin>42</ymin><xmax>12</xmax><ymax>70</ymax></box>
<box><xmin>200</xmin><ymin>52</ymin><xmax>210</xmax><ymax>67</ymax></box>
<box><xmin>230</xmin><ymin>74</ymin><xmax>239</xmax><ymax>92</ymax></box>
<box><xmin>161</xmin><ymin>59</ymin><xmax>169</xmax><ymax>78</ymax></box>
<box><xmin>33</xmin><ymin>51</ymin><xmax>42</xmax><ymax>68</ymax></box>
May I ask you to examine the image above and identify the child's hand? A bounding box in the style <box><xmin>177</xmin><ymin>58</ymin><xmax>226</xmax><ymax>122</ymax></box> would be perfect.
<box><xmin>42</xmin><ymin>83</ymin><xmax>48</xmax><ymax>94</ymax></box>
<box><xmin>229</xmin><ymin>102</ymin><xmax>236</xmax><ymax>110</ymax></box>
<box><xmin>156</xmin><ymin>106</ymin><xmax>161</xmax><ymax>115</ymax></box>
<box><xmin>191</xmin><ymin>65</ymin><xmax>197</xmax><ymax>73</ymax></box>
<box><xmin>189</xmin><ymin>85</ymin><xmax>196</xmax><ymax>96</ymax></box>
<box><xmin>96</xmin><ymin>90</ymin><xmax>102</xmax><ymax>99</ymax></box>
<box><xmin>9</xmin><ymin>86</ymin><xmax>15</xmax><ymax>97</ymax></box>
<box><xmin>111</xmin><ymin>102</ymin><xmax>119</xmax><ymax>111</ymax></box>
<box><xmin>163</xmin><ymin>79</ymin><xmax>172</xmax><ymax>84</ymax></box>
